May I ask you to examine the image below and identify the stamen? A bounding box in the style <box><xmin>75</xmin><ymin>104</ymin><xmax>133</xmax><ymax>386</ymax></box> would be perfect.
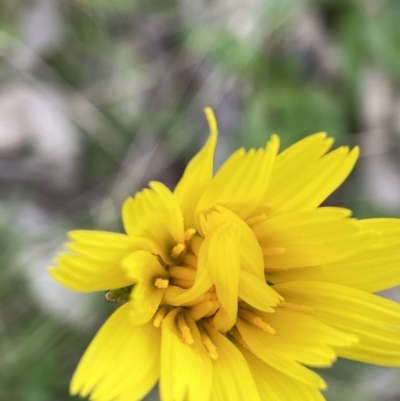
<box><xmin>189</xmin><ymin>299</ymin><xmax>215</xmax><ymax>320</ymax></box>
<box><xmin>184</xmin><ymin>228</ymin><xmax>197</xmax><ymax>242</ymax></box>
<box><xmin>177</xmin><ymin>313</ymin><xmax>194</xmax><ymax>344</ymax></box>
<box><xmin>153</xmin><ymin>305</ymin><xmax>170</xmax><ymax>328</ymax></box>
<box><xmin>171</xmin><ymin>243</ymin><xmax>186</xmax><ymax>259</ymax></box>
<box><xmin>278</xmin><ymin>301</ymin><xmax>315</xmax><ymax>315</ymax></box>
<box><xmin>154</xmin><ymin>278</ymin><xmax>169</xmax><ymax>289</ymax></box>
<box><xmin>246</xmin><ymin>213</ymin><xmax>267</xmax><ymax>226</ymax></box>
<box><xmin>230</xmin><ymin>326</ymin><xmax>248</xmax><ymax>349</ymax></box>
<box><xmin>262</xmin><ymin>246</ymin><xmax>285</xmax><ymax>256</ymax></box>
<box><xmin>183</xmin><ymin>253</ymin><xmax>197</xmax><ymax>268</ymax></box>
<box><xmin>168</xmin><ymin>266</ymin><xmax>197</xmax><ymax>280</ymax></box>
<box><xmin>199</xmin><ymin>325</ymin><xmax>218</xmax><ymax>360</ymax></box>
<box><xmin>239</xmin><ymin>309</ymin><xmax>275</xmax><ymax>334</ymax></box>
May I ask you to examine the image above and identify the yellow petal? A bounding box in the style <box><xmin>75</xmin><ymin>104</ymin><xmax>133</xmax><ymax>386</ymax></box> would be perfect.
<box><xmin>174</xmin><ymin>107</ymin><xmax>218</xmax><ymax>229</ymax></box>
<box><xmin>201</xmin><ymin>206</ymin><xmax>265</xmax><ymax>279</ymax></box>
<box><xmin>201</xmin><ymin>322</ymin><xmax>261</xmax><ymax>401</ymax></box>
<box><xmin>71</xmin><ymin>302</ymin><xmax>160</xmax><ymax>401</ymax></box>
<box><xmin>205</xmin><ymin>225</ymin><xmax>241</xmax><ymax>332</ymax></box>
<box><xmin>122</xmin><ymin>181</ymin><xmax>185</xmax><ymax>264</ymax></box>
<box><xmin>253</xmin><ymin>208</ymin><xmax>374</xmax><ymax>270</ymax></box>
<box><xmin>241</xmin><ymin>346</ymin><xmax>326</xmax><ymax>401</ymax></box>
<box><xmin>358</xmin><ymin>218</ymin><xmax>400</xmax><ymax>247</ymax></box>
<box><xmin>160</xmin><ymin>308</ymin><xmax>213</xmax><ymax>401</ymax></box>
<box><xmin>268</xmin><ymin>247</ymin><xmax>400</xmax><ymax>292</ymax></box>
<box><xmin>163</xmin><ymin>240</ymin><xmax>213</xmax><ymax>305</ymax></box>
<box><xmin>275</xmin><ymin>281</ymin><xmax>400</xmax><ymax>367</ymax></box>
<box><xmin>196</xmin><ymin>135</ymin><xmax>279</xmax><ymax>223</ymax></box>
<box><xmin>239</xmin><ymin>270</ymin><xmax>282</xmax><ymax>312</ymax></box>
<box><xmin>252</xmin><ymin>308</ymin><xmax>356</xmax><ymax>366</ymax></box>
<box><xmin>235</xmin><ymin>318</ymin><xmax>327</xmax><ymax>388</ymax></box>
<box><xmin>49</xmin><ymin>230</ymin><xmax>138</xmax><ymax>292</ymax></box>
<box><xmin>122</xmin><ymin>251</ymin><xmax>168</xmax><ymax>325</ymax></box>
<box><xmin>200</xmin><ymin>207</ymin><xmax>282</xmax><ymax>313</ymax></box>
<box><xmin>264</xmin><ymin>134</ymin><xmax>359</xmax><ymax>213</ymax></box>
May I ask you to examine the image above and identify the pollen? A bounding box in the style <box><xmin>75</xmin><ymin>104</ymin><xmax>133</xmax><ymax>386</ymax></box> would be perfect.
<box><xmin>239</xmin><ymin>308</ymin><xmax>276</xmax><ymax>334</ymax></box>
<box><xmin>154</xmin><ymin>278</ymin><xmax>169</xmax><ymax>289</ymax></box>
<box><xmin>171</xmin><ymin>243</ymin><xmax>186</xmax><ymax>259</ymax></box>
<box><xmin>278</xmin><ymin>301</ymin><xmax>315</xmax><ymax>315</ymax></box>
<box><xmin>246</xmin><ymin>213</ymin><xmax>267</xmax><ymax>226</ymax></box>
<box><xmin>153</xmin><ymin>305</ymin><xmax>170</xmax><ymax>328</ymax></box>
<box><xmin>199</xmin><ymin>325</ymin><xmax>218</xmax><ymax>360</ymax></box>
<box><xmin>262</xmin><ymin>246</ymin><xmax>285</xmax><ymax>256</ymax></box>
<box><xmin>184</xmin><ymin>228</ymin><xmax>197</xmax><ymax>242</ymax></box>
<box><xmin>177</xmin><ymin>313</ymin><xmax>194</xmax><ymax>344</ymax></box>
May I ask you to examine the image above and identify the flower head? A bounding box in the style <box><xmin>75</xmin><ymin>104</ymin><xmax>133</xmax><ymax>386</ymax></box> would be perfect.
<box><xmin>50</xmin><ymin>108</ymin><xmax>400</xmax><ymax>401</ymax></box>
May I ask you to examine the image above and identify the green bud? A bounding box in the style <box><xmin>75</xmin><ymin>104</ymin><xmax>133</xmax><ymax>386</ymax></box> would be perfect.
<box><xmin>105</xmin><ymin>285</ymin><xmax>133</xmax><ymax>303</ymax></box>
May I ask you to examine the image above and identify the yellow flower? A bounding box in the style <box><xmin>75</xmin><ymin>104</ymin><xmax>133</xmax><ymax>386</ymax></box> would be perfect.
<box><xmin>50</xmin><ymin>108</ymin><xmax>400</xmax><ymax>401</ymax></box>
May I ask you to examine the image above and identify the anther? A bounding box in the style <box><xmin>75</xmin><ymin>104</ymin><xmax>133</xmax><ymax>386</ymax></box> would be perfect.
<box><xmin>184</xmin><ymin>228</ymin><xmax>196</xmax><ymax>242</ymax></box>
<box><xmin>278</xmin><ymin>301</ymin><xmax>315</xmax><ymax>315</ymax></box>
<box><xmin>199</xmin><ymin>325</ymin><xmax>218</xmax><ymax>360</ymax></box>
<box><xmin>239</xmin><ymin>309</ymin><xmax>275</xmax><ymax>334</ymax></box>
<box><xmin>246</xmin><ymin>213</ymin><xmax>267</xmax><ymax>226</ymax></box>
<box><xmin>171</xmin><ymin>243</ymin><xmax>186</xmax><ymax>259</ymax></box>
<box><xmin>230</xmin><ymin>326</ymin><xmax>248</xmax><ymax>349</ymax></box>
<box><xmin>177</xmin><ymin>313</ymin><xmax>194</xmax><ymax>344</ymax></box>
<box><xmin>262</xmin><ymin>246</ymin><xmax>285</xmax><ymax>256</ymax></box>
<box><xmin>154</xmin><ymin>278</ymin><xmax>169</xmax><ymax>289</ymax></box>
<box><xmin>153</xmin><ymin>305</ymin><xmax>170</xmax><ymax>328</ymax></box>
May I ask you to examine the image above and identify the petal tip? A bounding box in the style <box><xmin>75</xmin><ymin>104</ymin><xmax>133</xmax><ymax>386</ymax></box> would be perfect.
<box><xmin>204</xmin><ymin>107</ymin><xmax>218</xmax><ymax>140</ymax></box>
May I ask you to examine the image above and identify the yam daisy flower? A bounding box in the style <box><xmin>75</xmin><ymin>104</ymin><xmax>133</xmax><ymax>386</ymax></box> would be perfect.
<box><xmin>50</xmin><ymin>108</ymin><xmax>400</xmax><ymax>401</ymax></box>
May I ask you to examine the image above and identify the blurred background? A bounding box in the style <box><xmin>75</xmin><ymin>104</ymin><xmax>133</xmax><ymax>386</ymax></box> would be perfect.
<box><xmin>1</xmin><ymin>0</ymin><xmax>400</xmax><ymax>400</ymax></box>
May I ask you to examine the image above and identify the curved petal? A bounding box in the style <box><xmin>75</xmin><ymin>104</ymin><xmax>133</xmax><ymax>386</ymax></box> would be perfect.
<box><xmin>235</xmin><ymin>318</ymin><xmax>327</xmax><ymax>388</ymax></box>
<box><xmin>204</xmin><ymin>224</ymin><xmax>241</xmax><ymax>332</ymax></box>
<box><xmin>241</xmin><ymin>346</ymin><xmax>327</xmax><ymax>401</ymax></box>
<box><xmin>122</xmin><ymin>181</ymin><xmax>185</xmax><ymax>264</ymax></box>
<box><xmin>71</xmin><ymin>302</ymin><xmax>160</xmax><ymax>401</ymax></box>
<box><xmin>274</xmin><ymin>281</ymin><xmax>400</xmax><ymax>367</ymax></box>
<box><xmin>357</xmin><ymin>218</ymin><xmax>400</xmax><ymax>247</ymax></box>
<box><xmin>163</xmin><ymin>237</ymin><xmax>213</xmax><ymax>306</ymax></box>
<box><xmin>253</xmin><ymin>208</ymin><xmax>374</xmax><ymax>270</ymax></box>
<box><xmin>268</xmin><ymin>247</ymin><xmax>400</xmax><ymax>292</ymax></box>
<box><xmin>174</xmin><ymin>107</ymin><xmax>218</xmax><ymax>229</ymax></box>
<box><xmin>49</xmin><ymin>230</ymin><xmax>139</xmax><ymax>292</ymax></box>
<box><xmin>201</xmin><ymin>206</ymin><xmax>265</xmax><ymax>279</ymax></box>
<box><xmin>160</xmin><ymin>308</ymin><xmax>213</xmax><ymax>401</ymax></box>
<box><xmin>122</xmin><ymin>251</ymin><xmax>168</xmax><ymax>325</ymax></box>
<box><xmin>201</xmin><ymin>322</ymin><xmax>261</xmax><ymax>401</ymax></box>
<box><xmin>238</xmin><ymin>308</ymin><xmax>356</xmax><ymax>367</ymax></box>
<box><xmin>196</xmin><ymin>135</ymin><xmax>279</xmax><ymax>223</ymax></box>
<box><xmin>264</xmin><ymin>134</ymin><xmax>359</xmax><ymax>213</ymax></box>
<box><xmin>239</xmin><ymin>270</ymin><xmax>282</xmax><ymax>312</ymax></box>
